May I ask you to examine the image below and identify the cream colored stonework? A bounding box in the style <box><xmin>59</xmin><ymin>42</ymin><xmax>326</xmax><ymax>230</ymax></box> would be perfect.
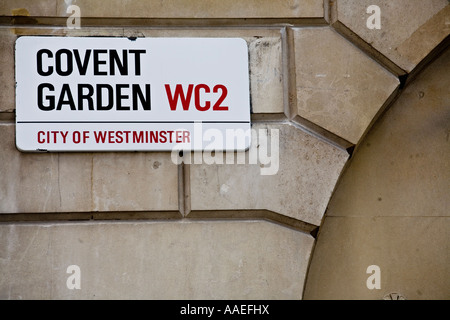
<box><xmin>55</xmin><ymin>0</ymin><xmax>324</xmax><ymax>19</ymax></box>
<box><xmin>0</xmin><ymin>0</ymin><xmax>56</xmax><ymax>16</ymax></box>
<box><xmin>0</xmin><ymin>0</ymin><xmax>325</xmax><ymax>19</ymax></box>
<box><xmin>292</xmin><ymin>27</ymin><xmax>399</xmax><ymax>145</ymax></box>
<box><xmin>0</xmin><ymin>124</ymin><xmax>93</xmax><ymax>213</ymax></box>
<box><xmin>0</xmin><ymin>220</ymin><xmax>314</xmax><ymax>299</ymax></box>
<box><xmin>0</xmin><ymin>29</ymin><xmax>15</xmax><ymax>113</ymax></box>
<box><xmin>189</xmin><ymin>122</ymin><xmax>349</xmax><ymax>226</ymax></box>
<box><xmin>335</xmin><ymin>0</ymin><xmax>449</xmax><ymax>73</ymax></box>
<box><xmin>0</xmin><ymin>124</ymin><xmax>179</xmax><ymax>214</ymax></box>
<box><xmin>304</xmin><ymin>47</ymin><xmax>450</xmax><ymax>300</ymax></box>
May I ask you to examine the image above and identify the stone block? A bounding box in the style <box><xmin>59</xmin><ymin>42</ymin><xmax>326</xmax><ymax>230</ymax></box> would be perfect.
<box><xmin>327</xmin><ymin>47</ymin><xmax>450</xmax><ymax>218</ymax></box>
<box><xmin>304</xmin><ymin>47</ymin><xmax>450</xmax><ymax>300</ymax></box>
<box><xmin>335</xmin><ymin>0</ymin><xmax>450</xmax><ymax>73</ymax></box>
<box><xmin>54</xmin><ymin>0</ymin><xmax>324</xmax><ymax>19</ymax></box>
<box><xmin>248</xmin><ymin>36</ymin><xmax>284</xmax><ymax>114</ymax></box>
<box><xmin>0</xmin><ymin>123</ymin><xmax>93</xmax><ymax>213</ymax></box>
<box><xmin>0</xmin><ymin>29</ymin><xmax>16</xmax><ymax>113</ymax></box>
<box><xmin>0</xmin><ymin>220</ymin><xmax>315</xmax><ymax>299</ymax></box>
<box><xmin>0</xmin><ymin>0</ymin><xmax>56</xmax><ymax>16</ymax></box>
<box><xmin>189</xmin><ymin>122</ymin><xmax>349</xmax><ymax>226</ymax></box>
<box><xmin>303</xmin><ymin>216</ymin><xmax>450</xmax><ymax>299</ymax></box>
<box><xmin>292</xmin><ymin>27</ymin><xmax>399</xmax><ymax>145</ymax></box>
<box><xmin>92</xmin><ymin>152</ymin><xmax>178</xmax><ymax>212</ymax></box>
<box><xmin>0</xmin><ymin>124</ymin><xmax>179</xmax><ymax>214</ymax></box>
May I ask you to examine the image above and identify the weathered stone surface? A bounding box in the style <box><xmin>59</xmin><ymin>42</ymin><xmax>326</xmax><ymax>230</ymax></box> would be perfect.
<box><xmin>304</xmin><ymin>47</ymin><xmax>450</xmax><ymax>300</ymax></box>
<box><xmin>335</xmin><ymin>0</ymin><xmax>449</xmax><ymax>72</ymax></box>
<box><xmin>0</xmin><ymin>0</ymin><xmax>56</xmax><ymax>16</ymax></box>
<box><xmin>248</xmin><ymin>36</ymin><xmax>284</xmax><ymax>114</ymax></box>
<box><xmin>292</xmin><ymin>27</ymin><xmax>399</xmax><ymax>145</ymax></box>
<box><xmin>53</xmin><ymin>0</ymin><xmax>323</xmax><ymax>19</ymax></box>
<box><xmin>0</xmin><ymin>123</ymin><xmax>93</xmax><ymax>213</ymax></box>
<box><xmin>0</xmin><ymin>124</ymin><xmax>178</xmax><ymax>214</ymax></box>
<box><xmin>327</xmin><ymin>48</ymin><xmax>450</xmax><ymax>218</ymax></box>
<box><xmin>0</xmin><ymin>29</ymin><xmax>16</xmax><ymax>113</ymax></box>
<box><xmin>0</xmin><ymin>220</ymin><xmax>314</xmax><ymax>299</ymax></box>
<box><xmin>303</xmin><ymin>216</ymin><xmax>450</xmax><ymax>300</ymax></box>
<box><xmin>189</xmin><ymin>122</ymin><xmax>349</xmax><ymax>226</ymax></box>
<box><xmin>92</xmin><ymin>152</ymin><xmax>178</xmax><ymax>212</ymax></box>
<box><xmin>1</xmin><ymin>0</ymin><xmax>323</xmax><ymax>19</ymax></box>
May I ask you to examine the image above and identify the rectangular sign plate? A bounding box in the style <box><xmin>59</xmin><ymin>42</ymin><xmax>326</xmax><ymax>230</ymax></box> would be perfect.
<box><xmin>15</xmin><ymin>36</ymin><xmax>251</xmax><ymax>152</ymax></box>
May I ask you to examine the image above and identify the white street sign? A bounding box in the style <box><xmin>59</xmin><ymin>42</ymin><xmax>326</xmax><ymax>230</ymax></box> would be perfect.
<box><xmin>15</xmin><ymin>36</ymin><xmax>251</xmax><ymax>152</ymax></box>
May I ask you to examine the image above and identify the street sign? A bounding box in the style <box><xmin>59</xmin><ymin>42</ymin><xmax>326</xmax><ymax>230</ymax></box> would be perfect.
<box><xmin>15</xmin><ymin>36</ymin><xmax>251</xmax><ymax>152</ymax></box>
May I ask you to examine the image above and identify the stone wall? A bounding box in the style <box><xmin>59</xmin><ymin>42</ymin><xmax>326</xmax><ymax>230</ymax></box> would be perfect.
<box><xmin>303</xmin><ymin>44</ymin><xmax>450</xmax><ymax>300</ymax></box>
<box><xmin>0</xmin><ymin>0</ymin><xmax>448</xmax><ymax>300</ymax></box>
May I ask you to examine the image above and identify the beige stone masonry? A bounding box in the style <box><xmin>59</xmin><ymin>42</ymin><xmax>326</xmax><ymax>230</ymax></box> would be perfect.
<box><xmin>92</xmin><ymin>153</ymin><xmax>178</xmax><ymax>212</ymax></box>
<box><xmin>0</xmin><ymin>0</ymin><xmax>56</xmax><ymax>16</ymax></box>
<box><xmin>292</xmin><ymin>27</ymin><xmax>400</xmax><ymax>145</ymax></box>
<box><xmin>333</xmin><ymin>0</ymin><xmax>450</xmax><ymax>74</ymax></box>
<box><xmin>0</xmin><ymin>0</ymin><xmax>324</xmax><ymax>21</ymax></box>
<box><xmin>55</xmin><ymin>0</ymin><xmax>324</xmax><ymax>19</ymax></box>
<box><xmin>0</xmin><ymin>124</ymin><xmax>179</xmax><ymax>215</ymax></box>
<box><xmin>0</xmin><ymin>220</ymin><xmax>314</xmax><ymax>299</ymax></box>
<box><xmin>188</xmin><ymin>122</ymin><xmax>349</xmax><ymax>227</ymax></box>
<box><xmin>304</xmin><ymin>216</ymin><xmax>450</xmax><ymax>300</ymax></box>
<box><xmin>0</xmin><ymin>29</ymin><xmax>15</xmax><ymax>113</ymax></box>
<box><xmin>326</xmin><ymin>48</ymin><xmax>450</xmax><ymax>218</ymax></box>
<box><xmin>0</xmin><ymin>124</ymin><xmax>93</xmax><ymax>213</ymax></box>
<box><xmin>303</xmin><ymin>46</ymin><xmax>450</xmax><ymax>300</ymax></box>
